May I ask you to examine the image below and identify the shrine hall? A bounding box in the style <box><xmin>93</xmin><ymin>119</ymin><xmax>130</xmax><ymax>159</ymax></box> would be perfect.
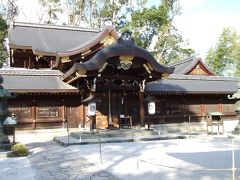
<box><xmin>1</xmin><ymin>22</ymin><xmax>239</xmax><ymax>130</ymax></box>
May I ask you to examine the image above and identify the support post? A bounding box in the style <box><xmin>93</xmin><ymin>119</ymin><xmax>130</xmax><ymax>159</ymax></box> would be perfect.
<box><xmin>108</xmin><ymin>88</ymin><xmax>112</xmax><ymax>125</ymax></box>
<box><xmin>62</xmin><ymin>100</ymin><xmax>66</xmax><ymax>128</ymax></box>
<box><xmin>32</xmin><ymin>100</ymin><xmax>36</xmax><ymax>129</ymax></box>
<box><xmin>188</xmin><ymin>116</ymin><xmax>191</xmax><ymax>138</ymax></box>
<box><xmin>139</xmin><ymin>91</ymin><xmax>145</xmax><ymax>127</ymax></box>
<box><xmin>232</xmin><ymin>139</ymin><xmax>235</xmax><ymax>180</ymax></box>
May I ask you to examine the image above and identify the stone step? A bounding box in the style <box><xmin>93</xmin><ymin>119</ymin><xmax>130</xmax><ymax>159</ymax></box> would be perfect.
<box><xmin>70</xmin><ymin>129</ymin><xmax>160</xmax><ymax>140</ymax></box>
<box><xmin>151</xmin><ymin>122</ymin><xmax>206</xmax><ymax>134</ymax></box>
<box><xmin>54</xmin><ymin>133</ymin><xmax>187</xmax><ymax>146</ymax></box>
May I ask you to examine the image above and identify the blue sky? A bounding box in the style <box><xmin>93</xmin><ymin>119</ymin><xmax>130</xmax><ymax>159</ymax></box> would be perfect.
<box><xmin>147</xmin><ymin>0</ymin><xmax>240</xmax><ymax>58</ymax></box>
<box><xmin>174</xmin><ymin>0</ymin><xmax>240</xmax><ymax>58</ymax></box>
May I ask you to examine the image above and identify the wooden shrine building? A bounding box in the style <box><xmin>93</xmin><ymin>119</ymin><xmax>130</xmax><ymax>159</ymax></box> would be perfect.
<box><xmin>1</xmin><ymin>22</ymin><xmax>239</xmax><ymax>129</ymax></box>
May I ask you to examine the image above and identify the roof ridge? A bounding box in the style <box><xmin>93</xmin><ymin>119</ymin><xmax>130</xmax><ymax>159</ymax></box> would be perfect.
<box><xmin>11</xmin><ymin>22</ymin><xmax>102</xmax><ymax>33</ymax></box>
<box><xmin>168</xmin><ymin>56</ymin><xmax>195</xmax><ymax>67</ymax></box>
<box><xmin>169</xmin><ymin>74</ymin><xmax>240</xmax><ymax>81</ymax></box>
<box><xmin>0</xmin><ymin>68</ymin><xmax>63</xmax><ymax>76</ymax></box>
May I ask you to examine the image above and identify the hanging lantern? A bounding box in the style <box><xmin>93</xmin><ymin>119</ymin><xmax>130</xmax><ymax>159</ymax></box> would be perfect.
<box><xmin>148</xmin><ymin>100</ymin><xmax>155</xmax><ymax>115</ymax></box>
<box><xmin>88</xmin><ymin>101</ymin><xmax>96</xmax><ymax>116</ymax></box>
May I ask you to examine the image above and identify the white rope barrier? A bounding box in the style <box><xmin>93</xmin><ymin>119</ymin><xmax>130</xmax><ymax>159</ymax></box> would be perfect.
<box><xmin>137</xmin><ymin>159</ymin><xmax>236</xmax><ymax>172</ymax></box>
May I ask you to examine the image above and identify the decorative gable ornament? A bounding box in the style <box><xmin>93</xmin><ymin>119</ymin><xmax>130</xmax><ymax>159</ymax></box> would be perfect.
<box><xmin>117</xmin><ymin>56</ymin><xmax>134</xmax><ymax>70</ymax></box>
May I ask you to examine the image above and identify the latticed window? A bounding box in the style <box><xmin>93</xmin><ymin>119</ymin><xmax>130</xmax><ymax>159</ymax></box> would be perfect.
<box><xmin>8</xmin><ymin>104</ymin><xmax>32</xmax><ymax>119</ymax></box>
<box><xmin>66</xmin><ymin>107</ymin><xmax>78</xmax><ymax>119</ymax></box>
<box><xmin>37</xmin><ymin>106</ymin><xmax>60</xmax><ymax>118</ymax></box>
<box><xmin>165</xmin><ymin>100</ymin><xmax>183</xmax><ymax>115</ymax></box>
<box><xmin>66</xmin><ymin>106</ymin><xmax>79</xmax><ymax>128</ymax></box>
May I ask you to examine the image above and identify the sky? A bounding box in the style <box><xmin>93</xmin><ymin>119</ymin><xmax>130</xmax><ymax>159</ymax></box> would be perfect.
<box><xmin>174</xmin><ymin>0</ymin><xmax>240</xmax><ymax>58</ymax></box>
<box><xmin>12</xmin><ymin>0</ymin><xmax>240</xmax><ymax>59</ymax></box>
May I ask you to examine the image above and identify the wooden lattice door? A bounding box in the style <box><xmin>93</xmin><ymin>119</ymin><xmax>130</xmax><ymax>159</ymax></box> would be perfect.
<box><xmin>66</xmin><ymin>106</ymin><xmax>80</xmax><ymax>128</ymax></box>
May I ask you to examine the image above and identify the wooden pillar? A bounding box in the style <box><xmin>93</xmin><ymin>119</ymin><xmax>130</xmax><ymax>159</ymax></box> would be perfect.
<box><xmin>28</xmin><ymin>57</ymin><xmax>31</xmax><ymax>69</ymax></box>
<box><xmin>139</xmin><ymin>91</ymin><xmax>145</xmax><ymax>127</ymax></box>
<box><xmin>32</xmin><ymin>100</ymin><xmax>36</xmax><ymax>129</ymax></box>
<box><xmin>83</xmin><ymin>105</ymin><xmax>87</xmax><ymax>129</ymax></box>
<box><xmin>182</xmin><ymin>98</ymin><xmax>186</xmax><ymax>118</ymax></box>
<box><xmin>219</xmin><ymin>98</ymin><xmax>223</xmax><ymax>113</ymax></box>
<box><xmin>10</xmin><ymin>49</ymin><xmax>13</xmax><ymax>67</ymax></box>
<box><xmin>62</xmin><ymin>100</ymin><xmax>66</xmax><ymax>128</ymax></box>
<box><xmin>201</xmin><ymin>98</ymin><xmax>205</xmax><ymax>121</ymax></box>
<box><xmin>79</xmin><ymin>104</ymin><xmax>84</xmax><ymax>128</ymax></box>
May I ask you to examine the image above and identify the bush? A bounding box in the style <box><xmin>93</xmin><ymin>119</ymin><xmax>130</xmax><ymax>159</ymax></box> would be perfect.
<box><xmin>10</xmin><ymin>143</ymin><xmax>28</xmax><ymax>157</ymax></box>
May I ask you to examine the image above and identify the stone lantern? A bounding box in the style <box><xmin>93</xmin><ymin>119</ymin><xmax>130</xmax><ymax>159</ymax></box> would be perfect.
<box><xmin>228</xmin><ymin>83</ymin><xmax>240</xmax><ymax>133</ymax></box>
<box><xmin>0</xmin><ymin>76</ymin><xmax>15</xmax><ymax>150</ymax></box>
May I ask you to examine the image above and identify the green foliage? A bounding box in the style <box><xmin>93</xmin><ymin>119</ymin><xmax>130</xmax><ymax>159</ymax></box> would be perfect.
<box><xmin>154</xmin><ymin>25</ymin><xmax>195</xmax><ymax>64</ymax></box>
<box><xmin>205</xmin><ymin>27</ymin><xmax>240</xmax><ymax>76</ymax></box>
<box><xmin>130</xmin><ymin>5</ymin><xmax>168</xmax><ymax>48</ymax></box>
<box><xmin>65</xmin><ymin>0</ymin><xmax>87</xmax><ymax>26</ymax></box>
<box><xmin>123</xmin><ymin>0</ymin><xmax>195</xmax><ymax>64</ymax></box>
<box><xmin>10</xmin><ymin>143</ymin><xmax>28</xmax><ymax>157</ymax></box>
<box><xmin>98</xmin><ymin>0</ymin><xmax>130</xmax><ymax>29</ymax></box>
<box><xmin>38</xmin><ymin>0</ymin><xmax>62</xmax><ymax>24</ymax></box>
<box><xmin>0</xmin><ymin>15</ymin><xmax>7</xmax><ymax>67</ymax></box>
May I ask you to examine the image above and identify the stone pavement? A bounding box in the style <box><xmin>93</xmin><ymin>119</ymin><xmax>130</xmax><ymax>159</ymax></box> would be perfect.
<box><xmin>1</xmin><ymin>128</ymin><xmax>240</xmax><ymax>180</ymax></box>
<box><xmin>0</xmin><ymin>129</ymin><xmax>119</xmax><ymax>180</ymax></box>
<box><xmin>0</xmin><ymin>156</ymin><xmax>35</xmax><ymax>180</ymax></box>
<box><xmin>28</xmin><ymin>141</ymin><xmax>118</xmax><ymax>180</ymax></box>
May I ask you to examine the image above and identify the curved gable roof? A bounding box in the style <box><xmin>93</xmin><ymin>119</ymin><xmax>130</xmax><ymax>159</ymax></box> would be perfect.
<box><xmin>8</xmin><ymin>22</ymin><xmax>118</xmax><ymax>56</ymax></box>
<box><xmin>168</xmin><ymin>57</ymin><xmax>215</xmax><ymax>75</ymax></box>
<box><xmin>62</xmin><ymin>37</ymin><xmax>174</xmax><ymax>82</ymax></box>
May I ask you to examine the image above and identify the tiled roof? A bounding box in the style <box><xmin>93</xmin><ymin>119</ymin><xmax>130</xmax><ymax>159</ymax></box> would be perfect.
<box><xmin>62</xmin><ymin>37</ymin><xmax>174</xmax><ymax>82</ymax></box>
<box><xmin>168</xmin><ymin>56</ymin><xmax>215</xmax><ymax>75</ymax></box>
<box><xmin>8</xmin><ymin>22</ymin><xmax>118</xmax><ymax>56</ymax></box>
<box><xmin>146</xmin><ymin>74</ymin><xmax>240</xmax><ymax>94</ymax></box>
<box><xmin>0</xmin><ymin>68</ymin><xmax>62</xmax><ymax>76</ymax></box>
<box><xmin>10</xmin><ymin>22</ymin><xmax>101</xmax><ymax>32</ymax></box>
<box><xmin>0</xmin><ymin>68</ymin><xmax>78</xmax><ymax>93</ymax></box>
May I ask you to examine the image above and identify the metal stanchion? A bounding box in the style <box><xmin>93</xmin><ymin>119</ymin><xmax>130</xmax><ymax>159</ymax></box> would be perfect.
<box><xmin>99</xmin><ymin>135</ymin><xmax>103</xmax><ymax>164</ymax></box>
<box><xmin>67</xmin><ymin>120</ymin><xmax>70</xmax><ymax>145</ymax></box>
<box><xmin>232</xmin><ymin>139</ymin><xmax>236</xmax><ymax>180</ymax></box>
<box><xmin>130</xmin><ymin>117</ymin><xmax>134</xmax><ymax>141</ymax></box>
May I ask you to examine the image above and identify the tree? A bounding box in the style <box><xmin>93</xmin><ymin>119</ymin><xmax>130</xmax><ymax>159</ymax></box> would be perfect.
<box><xmin>205</xmin><ymin>27</ymin><xmax>240</xmax><ymax>76</ymax></box>
<box><xmin>38</xmin><ymin>0</ymin><xmax>62</xmax><ymax>24</ymax></box>
<box><xmin>65</xmin><ymin>0</ymin><xmax>87</xmax><ymax>26</ymax></box>
<box><xmin>0</xmin><ymin>16</ymin><xmax>8</xmax><ymax>67</ymax></box>
<box><xmin>0</xmin><ymin>0</ymin><xmax>19</xmax><ymax>23</ymax></box>
<box><xmin>123</xmin><ymin>0</ymin><xmax>195</xmax><ymax>64</ymax></box>
<box><xmin>97</xmin><ymin>0</ymin><xmax>130</xmax><ymax>29</ymax></box>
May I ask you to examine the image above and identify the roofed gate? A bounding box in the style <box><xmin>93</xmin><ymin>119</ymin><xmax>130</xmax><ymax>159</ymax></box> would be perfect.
<box><xmin>7</xmin><ymin>22</ymin><xmax>173</xmax><ymax>129</ymax></box>
<box><xmin>62</xmin><ymin>33</ymin><xmax>173</xmax><ymax>129</ymax></box>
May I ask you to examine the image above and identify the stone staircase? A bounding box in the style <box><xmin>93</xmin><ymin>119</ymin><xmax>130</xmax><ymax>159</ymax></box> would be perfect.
<box><xmin>54</xmin><ymin>128</ymin><xmax>188</xmax><ymax>146</ymax></box>
<box><xmin>150</xmin><ymin>122</ymin><xmax>207</xmax><ymax>135</ymax></box>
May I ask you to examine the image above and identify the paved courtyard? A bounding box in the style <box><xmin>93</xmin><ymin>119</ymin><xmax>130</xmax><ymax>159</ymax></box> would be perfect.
<box><xmin>1</xmin><ymin>129</ymin><xmax>240</xmax><ymax>180</ymax></box>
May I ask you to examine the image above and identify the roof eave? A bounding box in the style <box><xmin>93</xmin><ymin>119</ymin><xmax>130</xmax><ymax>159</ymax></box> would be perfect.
<box><xmin>7</xmin><ymin>89</ymin><xmax>79</xmax><ymax>93</ymax></box>
<box><xmin>56</xmin><ymin>26</ymin><xmax>119</xmax><ymax>57</ymax></box>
